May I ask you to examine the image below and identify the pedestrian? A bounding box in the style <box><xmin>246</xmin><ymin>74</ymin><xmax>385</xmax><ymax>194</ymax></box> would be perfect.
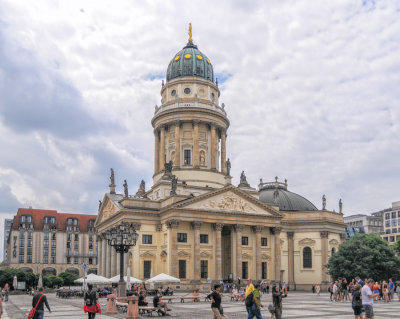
<box><xmin>342</xmin><ymin>279</ymin><xmax>348</xmax><ymax>302</ymax></box>
<box><xmin>272</xmin><ymin>285</ymin><xmax>287</xmax><ymax>319</ymax></box>
<box><xmin>245</xmin><ymin>279</ymin><xmax>255</xmax><ymax>314</ymax></box>
<box><xmin>396</xmin><ymin>283</ymin><xmax>400</xmax><ymax>301</ymax></box>
<box><xmin>153</xmin><ymin>291</ymin><xmax>170</xmax><ymax>316</ymax></box>
<box><xmin>361</xmin><ymin>279</ymin><xmax>379</xmax><ymax>319</ymax></box>
<box><xmin>332</xmin><ymin>281</ymin><xmax>338</xmax><ymax>301</ymax></box>
<box><xmin>388</xmin><ymin>278</ymin><xmax>394</xmax><ymax>301</ymax></box>
<box><xmin>84</xmin><ymin>283</ymin><xmax>100</xmax><ymax>319</ymax></box>
<box><xmin>329</xmin><ymin>281</ymin><xmax>333</xmax><ymax>301</ymax></box>
<box><xmin>207</xmin><ymin>284</ymin><xmax>222</xmax><ymax>319</ymax></box>
<box><xmin>373</xmin><ymin>282</ymin><xmax>380</xmax><ymax>302</ymax></box>
<box><xmin>248</xmin><ymin>283</ymin><xmax>263</xmax><ymax>319</ymax></box>
<box><xmin>351</xmin><ymin>284</ymin><xmax>363</xmax><ymax>319</ymax></box>
<box><xmin>31</xmin><ymin>287</ymin><xmax>51</xmax><ymax>319</ymax></box>
<box><xmin>315</xmin><ymin>284</ymin><xmax>321</xmax><ymax>296</ymax></box>
<box><xmin>266</xmin><ymin>283</ymin><xmax>270</xmax><ymax>294</ymax></box>
<box><xmin>238</xmin><ymin>276</ymin><xmax>241</xmax><ymax>285</ymax></box>
<box><xmin>2</xmin><ymin>285</ymin><xmax>8</xmax><ymax>302</ymax></box>
<box><xmin>382</xmin><ymin>281</ymin><xmax>389</xmax><ymax>302</ymax></box>
<box><xmin>0</xmin><ymin>290</ymin><xmax>3</xmax><ymax>319</ymax></box>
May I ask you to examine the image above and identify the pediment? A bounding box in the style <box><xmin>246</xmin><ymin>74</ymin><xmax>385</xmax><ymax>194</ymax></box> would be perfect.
<box><xmin>174</xmin><ymin>187</ymin><xmax>280</xmax><ymax>217</ymax></box>
<box><xmin>298</xmin><ymin>238</ymin><xmax>316</xmax><ymax>246</ymax></box>
<box><xmin>140</xmin><ymin>251</ymin><xmax>156</xmax><ymax>257</ymax></box>
<box><xmin>96</xmin><ymin>196</ymin><xmax>120</xmax><ymax>226</ymax></box>
<box><xmin>200</xmin><ymin>251</ymin><xmax>212</xmax><ymax>258</ymax></box>
<box><xmin>329</xmin><ymin>239</ymin><xmax>339</xmax><ymax>245</ymax></box>
<box><xmin>177</xmin><ymin>250</ymin><xmax>191</xmax><ymax>257</ymax></box>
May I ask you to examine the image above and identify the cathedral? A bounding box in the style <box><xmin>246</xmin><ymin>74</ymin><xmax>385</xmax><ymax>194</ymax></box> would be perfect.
<box><xmin>95</xmin><ymin>26</ymin><xmax>345</xmax><ymax>290</ymax></box>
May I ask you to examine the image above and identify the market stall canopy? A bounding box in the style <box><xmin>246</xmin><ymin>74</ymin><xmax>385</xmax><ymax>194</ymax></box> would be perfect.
<box><xmin>74</xmin><ymin>274</ymin><xmax>110</xmax><ymax>285</ymax></box>
<box><xmin>145</xmin><ymin>273</ymin><xmax>180</xmax><ymax>284</ymax></box>
<box><xmin>109</xmin><ymin>275</ymin><xmax>142</xmax><ymax>284</ymax></box>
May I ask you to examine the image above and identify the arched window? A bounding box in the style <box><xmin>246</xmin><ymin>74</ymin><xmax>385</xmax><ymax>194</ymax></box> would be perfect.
<box><xmin>331</xmin><ymin>247</ymin><xmax>335</xmax><ymax>255</ymax></box>
<box><xmin>303</xmin><ymin>247</ymin><xmax>312</xmax><ymax>268</ymax></box>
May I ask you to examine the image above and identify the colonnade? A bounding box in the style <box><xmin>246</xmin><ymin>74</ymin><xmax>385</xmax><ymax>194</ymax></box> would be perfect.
<box><xmin>97</xmin><ymin>237</ymin><xmax>129</xmax><ymax>278</ymax></box>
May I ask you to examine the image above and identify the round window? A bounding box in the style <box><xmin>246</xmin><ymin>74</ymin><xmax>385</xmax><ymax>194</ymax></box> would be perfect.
<box><xmin>171</xmin><ymin>90</ymin><xmax>176</xmax><ymax>96</ymax></box>
<box><xmin>184</xmin><ymin>88</ymin><xmax>191</xmax><ymax>94</ymax></box>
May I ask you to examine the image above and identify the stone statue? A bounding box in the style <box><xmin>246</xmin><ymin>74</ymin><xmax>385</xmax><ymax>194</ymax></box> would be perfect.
<box><xmin>165</xmin><ymin>160</ymin><xmax>173</xmax><ymax>173</ymax></box>
<box><xmin>170</xmin><ymin>175</ymin><xmax>178</xmax><ymax>195</ymax></box>
<box><xmin>339</xmin><ymin>199</ymin><xmax>343</xmax><ymax>213</ymax></box>
<box><xmin>273</xmin><ymin>187</ymin><xmax>279</xmax><ymax>204</ymax></box>
<box><xmin>200</xmin><ymin>152</ymin><xmax>205</xmax><ymax>166</ymax></box>
<box><xmin>322</xmin><ymin>194</ymin><xmax>326</xmax><ymax>210</ymax></box>
<box><xmin>238</xmin><ymin>171</ymin><xmax>250</xmax><ymax>188</ymax></box>
<box><xmin>98</xmin><ymin>200</ymin><xmax>102</xmax><ymax>210</ymax></box>
<box><xmin>259</xmin><ymin>178</ymin><xmax>263</xmax><ymax>184</ymax></box>
<box><xmin>123</xmin><ymin>179</ymin><xmax>129</xmax><ymax>198</ymax></box>
<box><xmin>226</xmin><ymin>158</ymin><xmax>231</xmax><ymax>176</ymax></box>
<box><xmin>110</xmin><ymin>168</ymin><xmax>115</xmax><ymax>185</ymax></box>
<box><xmin>136</xmin><ymin>180</ymin><xmax>146</xmax><ymax>197</ymax></box>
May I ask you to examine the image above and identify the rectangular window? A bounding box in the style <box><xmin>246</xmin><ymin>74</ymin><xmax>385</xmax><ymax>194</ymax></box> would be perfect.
<box><xmin>74</xmin><ymin>257</ymin><xmax>79</xmax><ymax>264</ymax></box>
<box><xmin>44</xmin><ymin>249</ymin><xmax>49</xmax><ymax>256</ymax></box>
<box><xmin>27</xmin><ymin>247</ymin><xmax>32</xmax><ymax>255</ymax></box>
<box><xmin>19</xmin><ymin>247</ymin><xmax>24</xmax><ymax>255</ymax></box>
<box><xmin>384</xmin><ymin>237</ymin><xmax>388</xmax><ymax>241</ymax></box>
<box><xmin>66</xmin><ymin>249</ymin><xmax>71</xmax><ymax>257</ymax></box>
<box><xmin>390</xmin><ymin>236</ymin><xmax>395</xmax><ymax>242</ymax></box>
<box><xmin>179</xmin><ymin>260</ymin><xmax>186</xmax><ymax>279</ymax></box>
<box><xmin>386</xmin><ymin>221</ymin><xmax>390</xmax><ymax>227</ymax></box>
<box><xmin>144</xmin><ymin>261</ymin><xmax>152</xmax><ymax>279</ymax></box>
<box><xmin>385</xmin><ymin>213</ymin><xmax>390</xmax><ymax>220</ymax></box>
<box><xmin>66</xmin><ymin>226</ymin><xmax>72</xmax><ymax>232</ymax></box>
<box><xmin>43</xmin><ymin>256</ymin><xmax>48</xmax><ymax>264</ymax></box>
<box><xmin>27</xmin><ymin>240</ymin><xmax>32</xmax><ymax>247</ymax></box>
<box><xmin>67</xmin><ymin>242</ymin><xmax>71</xmax><ymax>249</ymax></box>
<box><xmin>27</xmin><ymin>255</ymin><xmax>32</xmax><ymax>263</ymax></box>
<box><xmin>242</xmin><ymin>236</ymin><xmax>249</xmax><ymax>246</ymax></box>
<box><xmin>73</xmin><ymin>250</ymin><xmax>78</xmax><ymax>256</ymax></box>
<box><xmin>392</xmin><ymin>212</ymin><xmax>397</xmax><ymax>219</ymax></box>
<box><xmin>51</xmin><ymin>233</ymin><xmax>56</xmax><ymax>240</ymax></box>
<box><xmin>74</xmin><ymin>242</ymin><xmax>79</xmax><ymax>249</ymax></box>
<box><xmin>262</xmin><ymin>262</ymin><xmax>267</xmax><ymax>279</ymax></box>
<box><xmin>67</xmin><ymin>233</ymin><xmax>72</xmax><ymax>241</ymax></box>
<box><xmin>20</xmin><ymin>232</ymin><xmax>25</xmax><ymax>239</ymax></box>
<box><xmin>177</xmin><ymin>233</ymin><xmax>187</xmax><ymax>243</ymax></box>
<box><xmin>201</xmin><ymin>260</ymin><xmax>208</xmax><ymax>279</ymax></box>
<box><xmin>28</xmin><ymin>232</ymin><xmax>33</xmax><ymax>239</ymax></box>
<box><xmin>200</xmin><ymin>234</ymin><xmax>209</xmax><ymax>244</ymax></box>
<box><xmin>261</xmin><ymin>237</ymin><xmax>268</xmax><ymax>246</ymax></box>
<box><xmin>51</xmin><ymin>241</ymin><xmax>56</xmax><ymax>248</ymax></box>
<box><xmin>386</xmin><ymin>229</ymin><xmax>391</xmax><ymax>234</ymax></box>
<box><xmin>51</xmin><ymin>249</ymin><xmax>56</xmax><ymax>256</ymax></box>
<box><xmin>242</xmin><ymin>261</ymin><xmax>248</xmax><ymax>279</ymax></box>
<box><xmin>392</xmin><ymin>219</ymin><xmax>397</xmax><ymax>226</ymax></box>
<box><xmin>19</xmin><ymin>256</ymin><xmax>24</xmax><ymax>263</ymax></box>
<box><xmin>392</xmin><ymin>228</ymin><xmax>397</xmax><ymax>233</ymax></box>
<box><xmin>20</xmin><ymin>239</ymin><xmax>25</xmax><ymax>247</ymax></box>
<box><xmin>21</xmin><ymin>216</ymin><xmax>26</xmax><ymax>222</ymax></box>
<box><xmin>67</xmin><ymin>257</ymin><xmax>71</xmax><ymax>264</ymax></box>
<box><xmin>89</xmin><ymin>258</ymin><xmax>93</xmax><ymax>265</ymax></box>
<box><xmin>398</xmin><ymin>211</ymin><xmax>400</xmax><ymax>218</ymax></box>
<box><xmin>89</xmin><ymin>235</ymin><xmax>93</xmax><ymax>242</ymax></box>
<box><xmin>142</xmin><ymin>235</ymin><xmax>153</xmax><ymax>244</ymax></box>
<box><xmin>89</xmin><ymin>250</ymin><xmax>93</xmax><ymax>256</ymax></box>
<box><xmin>74</xmin><ymin>234</ymin><xmax>79</xmax><ymax>241</ymax></box>
<box><xmin>184</xmin><ymin>150</ymin><xmax>191</xmax><ymax>165</ymax></box>
<box><xmin>43</xmin><ymin>224</ymin><xmax>49</xmax><ymax>230</ymax></box>
<box><xmin>44</xmin><ymin>233</ymin><xmax>49</xmax><ymax>240</ymax></box>
<box><xmin>27</xmin><ymin>216</ymin><xmax>32</xmax><ymax>222</ymax></box>
<box><xmin>89</xmin><ymin>243</ymin><xmax>93</xmax><ymax>249</ymax></box>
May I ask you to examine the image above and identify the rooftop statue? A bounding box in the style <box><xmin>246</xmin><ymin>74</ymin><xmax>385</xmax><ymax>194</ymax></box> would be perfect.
<box><xmin>123</xmin><ymin>179</ymin><xmax>129</xmax><ymax>198</ymax></box>
<box><xmin>238</xmin><ymin>170</ymin><xmax>250</xmax><ymax>188</ymax></box>
<box><xmin>170</xmin><ymin>175</ymin><xmax>178</xmax><ymax>195</ymax></box>
<box><xmin>110</xmin><ymin>168</ymin><xmax>115</xmax><ymax>185</ymax></box>
<box><xmin>339</xmin><ymin>199</ymin><xmax>343</xmax><ymax>213</ymax></box>
<box><xmin>136</xmin><ymin>179</ymin><xmax>146</xmax><ymax>197</ymax></box>
<box><xmin>188</xmin><ymin>23</ymin><xmax>193</xmax><ymax>42</ymax></box>
<box><xmin>322</xmin><ymin>194</ymin><xmax>326</xmax><ymax>210</ymax></box>
<box><xmin>226</xmin><ymin>158</ymin><xmax>231</xmax><ymax>176</ymax></box>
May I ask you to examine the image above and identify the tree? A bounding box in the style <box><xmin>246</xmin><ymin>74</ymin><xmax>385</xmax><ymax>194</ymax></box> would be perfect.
<box><xmin>59</xmin><ymin>272</ymin><xmax>79</xmax><ymax>288</ymax></box>
<box><xmin>393</xmin><ymin>238</ymin><xmax>400</xmax><ymax>256</ymax></box>
<box><xmin>0</xmin><ymin>268</ymin><xmax>38</xmax><ymax>290</ymax></box>
<box><xmin>327</xmin><ymin>234</ymin><xmax>400</xmax><ymax>281</ymax></box>
<box><xmin>43</xmin><ymin>275</ymin><xmax>63</xmax><ymax>288</ymax></box>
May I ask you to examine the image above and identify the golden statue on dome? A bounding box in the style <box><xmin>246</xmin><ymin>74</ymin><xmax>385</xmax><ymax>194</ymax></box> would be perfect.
<box><xmin>188</xmin><ymin>23</ymin><xmax>193</xmax><ymax>42</ymax></box>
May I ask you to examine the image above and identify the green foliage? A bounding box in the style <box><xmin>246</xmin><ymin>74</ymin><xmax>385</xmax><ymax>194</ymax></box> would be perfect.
<box><xmin>43</xmin><ymin>275</ymin><xmax>63</xmax><ymax>288</ymax></box>
<box><xmin>0</xmin><ymin>268</ymin><xmax>39</xmax><ymax>289</ymax></box>
<box><xmin>393</xmin><ymin>239</ymin><xmax>400</xmax><ymax>255</ymax></box>
<box><xmin>58</xmin><ymin>272</ymin><xmax>79</xmax><ymax>287</ymax></box>
<box><xmin>327</xmin><ymin>234</ymin><xmax>400</xmax><ymax>281</ymax></box>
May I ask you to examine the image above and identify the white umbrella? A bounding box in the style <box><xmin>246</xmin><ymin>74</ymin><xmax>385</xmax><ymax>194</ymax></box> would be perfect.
<box><xmin>109</xmin><ymin>275</ymin><xmax>142</xmax><ymax>284</ymax></box>
<box><xmin>145</xmin><ymin>273</ymin><xmax>180</xmax><ymax>285</ymax></box>
<box><xmin>13</xmin><ymin>275</ymin><xmax>18</xmax><ymax>289</ymax></box>
<box><xmin>74</xmin><ymin>273</ymin><xmax>110</xmax><ymax>285</ymax></box>
<box><xmin>38</xmin><ymin>273</ymin><xmax>43</xmax><ymax>289</ymax></box>
<box><xmin>127</xmin><ymin>267</ymin><xmax>131</xmax><ymax>290</ymax></box>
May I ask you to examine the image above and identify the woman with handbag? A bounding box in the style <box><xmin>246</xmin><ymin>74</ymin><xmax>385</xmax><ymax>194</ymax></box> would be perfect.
<box><xmin>351</xmin><ymin>284</ymin><xmax>363</xmax><ymax>319</ymax></box>
<box><xmin>30</xmin><ymin>287</ymin><xmax>51</xmax><ymax>319</ymax></box>
<box><xmin>84</xmin><ymin>284</ymin><xmax>100</xmax><ymax>319</ymax></box>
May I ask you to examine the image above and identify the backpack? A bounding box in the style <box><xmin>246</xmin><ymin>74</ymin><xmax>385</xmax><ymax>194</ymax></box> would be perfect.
<box><xmin>245</xmin><ymin>291</ymin><xmax>254</xmax><ymax>307</ymax></box>
<box><xmin>85</xmin><ymin>291</ymin><xmax>95</xmax><ymax>306</ymax></box>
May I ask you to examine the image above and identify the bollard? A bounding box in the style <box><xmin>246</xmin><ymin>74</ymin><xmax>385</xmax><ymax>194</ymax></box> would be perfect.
<box><xmin>126</xmin><ymin>295</ymin><xmax>139</xmax><ymax>319</ymax></box>
<box><xmin>106</xmin><ymin>293</ymin><xmax>118</xmax><ymax>314</ymax></box>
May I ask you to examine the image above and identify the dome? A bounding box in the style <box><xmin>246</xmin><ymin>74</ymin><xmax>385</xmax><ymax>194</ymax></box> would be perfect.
<box><xmin>259</xmin><ymin>182</ymin><xmax>318</xmax><ymax>212</ymax></box>
<box><xmin>166</xmin><ymin>41</ymin><xmax>214</xmax><ymax>83</ymax></box>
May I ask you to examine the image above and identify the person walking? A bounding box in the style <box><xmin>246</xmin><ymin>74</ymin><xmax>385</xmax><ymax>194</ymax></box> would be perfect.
<box><xmin>351</xmin><ymin>284</ymin><xmax>363</xmax><ymax>319</ymax></box>
<box><xmin>245</xmin><ymin>279</ymin><xmax>255</xmax><ymax>314</ymax></box>
<box><xmin>84</xmin><ymin>283</ymin><xmax>100</xmax><ymax>319</ymax></box>
<box><xmin>247</xmin><ymin>283</ymin><xmax>263</xmax><ymax>319</ymax></box>
<box><xmin>361</xmin><ymin>279</ymin><xmax>379</xmax><ymax>319</ymax></box>
<box><xmin>388</xmin><ymin>278</ymin><xmax>394</xmax><ymax>301</ymax></box>
<box><xmin>0</xmin><ymin>290</ymin><xmax>3</xmax><ymax>319</ymax></box>
<box><xmin>272</xmin><ymin>285</ymin><xmax>287</xmax><ymax>319</ymax></box>
<box><xmin>32</xmin><ymin>287</ymin><xmax>51</xmax><ymax>319</ymax></box>
<box><xmin>207</xmin><ymin>284</ymin><xmax>222</xmax><ymax>319</ymax></box>
<box><xmin>315</xmin><ymin>284</ymin><xmax>321</xmax><ymax>296</ymax></box>
<box><xmin>382</xmin><ymin>281</ymin><xmax>389</xmax><ymax>302</ymax></box>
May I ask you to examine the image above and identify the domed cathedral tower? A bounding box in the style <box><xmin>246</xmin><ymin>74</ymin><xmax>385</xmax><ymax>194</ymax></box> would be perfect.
<box><xmin>152</xmin><ymin>24</ymin><xmax>230</xmax><ymax>191</ymax></box>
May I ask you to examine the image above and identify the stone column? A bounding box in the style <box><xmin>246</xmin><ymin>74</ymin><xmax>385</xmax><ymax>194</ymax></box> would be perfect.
<box><xmin>254</xmin><ymin>226</ymin><xmax>264</xmax><ymax>280</ymax></box>
<box><xmin>116</xmin><ymin>250</ymin><xmax>121</xmax><ymax>278</ymax></box>
<box><xmin>102</xmin><ymin>238</ymin><xmax>107</xmax><ymax>277</ymax></box>
<box><xmin>192</xmin><ymin>221</ymin><xmax>202</xmax><ymax>281</ymax></box>
<box><xmin>320</xmin><ymin>231</ymin><xmax>329</xmax><ymax>283</ymax></box>
<box><xmin>210</xmin><ymin>125</ymin><xmax>217</xmax><ymax>170</ymax></box>
<box><xmin>125</xmin><ymin>251</ymin><xmax>129</xmax><ymax>277</ymax></box>
<box><xmin>271</xmin><ymin>227</ymin><xmax>282</xmax><ymax>282</ymax></box>
<box><xmin>98</xmin><ymin>238</ymin><xmax>102</xmax><ymax>276</ymax></box>
<box><xmin>193</xmin><ymin>121</ymin><xmax>200</xmax><ymax>167</ymax></box>
<box><xmin>111</xmin><ymin>247</ymin><xmax>117</xmax><ymax>277</ymax></box>
<box><xmin>214</xmin><ymin>223</ymin><xmax>224</xmax><ymax>280</ymax></box>
<box><xmin>107</xmin><ymin>244</ymin><xmax>112</xmax><ymax>278</ymax></box>
<box><xmin>174</xmin><ymin>121</ymin><xmax>180</xmax><ymax>168</ymax></box>
<box><xmin>221</xmin><ymin>129</ymin><xmax>227</xmax><ymax>174</ymax></box>
<box><xmin>234</xmin><ymin>225</ymin><xmax>244</xmax><ymax>280</ymax></box>
<box><xmin>287</xmin><ymin>232</ymin><xmax>295</xmax><ymax>287</ymax></box>
<box><xmin>154</xmin><ymin>129</ymin><xmax>159</xmax><ymax>173</ymax></box>
<box><xmin>159</xmin><ymin>126</ymin><xmax>166</xmax><ymax>170</ymax></box>
<box><xmin>166</xmin><ymin>220</ymin><xmax>180</xmax><ymax>278</ymax></box>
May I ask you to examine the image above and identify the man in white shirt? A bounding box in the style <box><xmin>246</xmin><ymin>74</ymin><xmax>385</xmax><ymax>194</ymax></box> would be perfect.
<box><xmin>361</xmin><ymin>279</ymin><xmax>379</xmax><ymax>319</ymax></box>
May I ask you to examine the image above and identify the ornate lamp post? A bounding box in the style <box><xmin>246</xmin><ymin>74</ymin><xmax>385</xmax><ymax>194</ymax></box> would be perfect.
<box><xmin>105</xmin><ymin>222</ymin><xmax>139</xmax><ymax>298</ymax></box>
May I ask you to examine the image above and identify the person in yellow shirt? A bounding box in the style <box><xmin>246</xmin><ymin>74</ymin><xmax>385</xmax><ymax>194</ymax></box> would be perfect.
<box><xmin>245</xmin><ymin>279</ymin><xmax>255</xmax><ymax>314</ymax></box>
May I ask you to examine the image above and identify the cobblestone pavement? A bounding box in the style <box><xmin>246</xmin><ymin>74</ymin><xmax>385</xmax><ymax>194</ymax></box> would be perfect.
<box><xmin>3</xmin><ymin>292</ymin><xmax>400</xmax><ymax>318</ymax></box>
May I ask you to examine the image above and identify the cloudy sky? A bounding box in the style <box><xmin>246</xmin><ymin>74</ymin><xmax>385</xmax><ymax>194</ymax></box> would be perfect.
<box><xmin>0</xmin><ymin>0</ymin><xmax>399</xmax><ymax>257</ymax></box>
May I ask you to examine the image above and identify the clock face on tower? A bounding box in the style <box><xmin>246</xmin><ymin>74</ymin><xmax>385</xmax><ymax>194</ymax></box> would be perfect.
<box><xmin>184</xmin><ymin>88</ymin><xmax>191</xmax><ymax>94</ymax></box>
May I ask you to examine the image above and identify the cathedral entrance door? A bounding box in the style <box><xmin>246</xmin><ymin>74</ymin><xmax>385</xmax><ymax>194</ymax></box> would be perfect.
<box><xmin>221</xmin><ymin>226</ymin><xmax>232</xmax><ymax>281</ymax></box>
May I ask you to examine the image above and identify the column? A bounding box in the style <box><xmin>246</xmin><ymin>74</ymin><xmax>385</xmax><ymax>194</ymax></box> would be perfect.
<box><xmin>111</xmin><ymin>247</ymin><xmax>117</xmax><ymax>277</ymax></box>
<box><xmin>320</xmin><ymin>231</ymin><xmax>329</xmax><ymax>283</ymax></box>
<box><xmin>254</xmin><ymin>226</ymin><xmax>264</xmax><ymax>280</ymax></box>
<box><xmin>102</xmin><ymin>238</ymin><xmax>107</xmax><ymax>277</ymax></box>
<box><xmin>98</xmin><ymin>238</ymin><xmax>102</xmax><ymax>276</ymax></box>
<box><xmin>159</xmin><ymin>126</ymin><xmax>166</xmax><ymax>170</ymax></box>
<box><xmin>193</xmin><ymin>121</ymin><xmax>200</xmax><ymax>167</ymax></box>
<box><xmin>287</xmin><ymin>232</ymin><xmax>295</xmax><ymax>286</ymax></box>
<box><xmin>174</xmin><ymin>121</ymin><xmax>180</xmax><ymax>167</ymax></box>
<box><xmin>107</xmin><ymin>244</ymin><xmax>112</xmax><ymax>278</ymax></box>
<box><xmin>272</xmin><ymin>227</ymin><xmax>282</xmax><ymax>282</ymax></box>
<box><xmin>192</xmin><ymin>221</ymin><xmax>202</xmax><ymax>280</ymax></box>
<box><xmin>167</xmin><ymin>220</ymin><xmax>179</xmax><ymax>278</ymax></box>
<box><xmin>125</xmin><ymin>251</ymin><xmax>129</xmax><ymax>276</ymax></box>
<box><xmin>116</xmin><ymin>249</ymin><xmax>121</xmax><ymax>278</ymax></box>
<box><xmin>221</xmin><ymin>129</ymin><xmax>227</xmax><ymax>174</ymax></box>
<box><xmin>235</xmin><ymin>225</ymin><xmax>244</xmax><ymax>280</ymax></box>
<box><xmin>214</xmin><ymin>223</ymin><xmax>223</xmax><ymax>280</ymax></box>
<box><xmin>210</xmin><ymin>125</ymin><xmax>217</xmax><ymax>170</ymax></box>
<box><xmin>154</xmin><ymin>129</ymin><xmax>159</xmax><ymax>173</ymax></box>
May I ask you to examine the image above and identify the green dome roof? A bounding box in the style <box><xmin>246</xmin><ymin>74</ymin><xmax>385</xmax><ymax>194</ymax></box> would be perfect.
<box><xmin>166</xmin><ymin>42</ymin><xmax>214</xmax><ymax>83</ymax></box>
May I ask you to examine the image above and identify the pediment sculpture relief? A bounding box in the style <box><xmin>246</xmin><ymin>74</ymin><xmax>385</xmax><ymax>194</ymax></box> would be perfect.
<box><xmin>205</xmin><ymin>194</ymin><xmax>256</xmax><ymax>212</ymax></box>
<box><xmin>261</xmin><ymin>254</ymin><xmax>270</xmax><ymax>260</ymax></box>
<box><xmin>177</xmin><ymin>250</ymin><xmax>191</xmax><ymax>257</ymax></box>
<box><xmin>200</xmin><ymin>251</ymin><xmax>212</xmax><ymax>258</ymax></box>
<box><xmin>102</xmin><ymin>200</ymin><xmax>117</xmax><ymax>220</ymax></box>
<box><xmin>140</xmin><ymin>251</ymin><xmax>156</xmax><ymax>257</ymax></box>
<box><xmin>298</xmin><ymin>238</ymin><xmax>316</xmax><ymax>246</ymax></box>
<box><xmin>242</xmin><ymin>252</ymin><xmax>252</xmax><ymax>259</ymax></box>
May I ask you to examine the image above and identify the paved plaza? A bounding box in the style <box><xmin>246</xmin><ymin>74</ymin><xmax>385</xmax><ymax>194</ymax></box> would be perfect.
<box><xmin>2</xmin><ymin>292</ymin><xmax>400</xmax><ymax>318</ymax></box>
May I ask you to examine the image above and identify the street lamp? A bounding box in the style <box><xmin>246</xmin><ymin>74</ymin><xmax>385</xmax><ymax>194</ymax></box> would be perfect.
<box><xmin>105</xmin><ymin>221</ymin><xmax>139</xmax><ymax>297</ymax></box>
